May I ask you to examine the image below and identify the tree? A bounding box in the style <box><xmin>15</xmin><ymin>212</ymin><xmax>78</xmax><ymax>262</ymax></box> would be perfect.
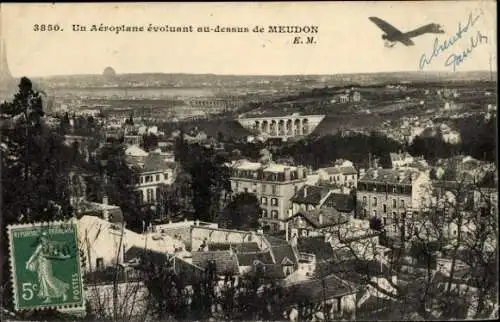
<box><xmin>189</xmin><ymin>152</ymin><xmax>231</xmax><ymax>222</ymax></box>
<box><xmin>142</xmin><ymin>133</ymin><xmax>158</xmax><ymax>151</ymax></box>
<box><xmin>369</xmin><ymin>216</ymin><xmax>383</xmax><ymax>231</ymax></box>
<box><xmin>1</xmin><ymin>77</ymin><xmax>75</xmax><ymax>318</ymax></box>
<box><xmin>218</xmin><ymin>192</ymin><xmax>262</xmax><ymax>230</ymax></box>
<box><xmin>85</xmin><ymin>139</ymin><xmax>143</xmax><ymax>232</ymax></box>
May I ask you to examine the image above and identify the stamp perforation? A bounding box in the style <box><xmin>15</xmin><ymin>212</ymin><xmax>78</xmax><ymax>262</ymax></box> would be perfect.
<box><xmin>7</xmin><ymin>218</ymin><xmax>86</xmax><ymax>312</ymax></box>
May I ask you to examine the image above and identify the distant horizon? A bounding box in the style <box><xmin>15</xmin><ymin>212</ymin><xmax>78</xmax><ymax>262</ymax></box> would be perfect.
<box><xmin>21</xmin><ymin>69</ymin><xmax>498</xmax><ymax>80</ymax></box>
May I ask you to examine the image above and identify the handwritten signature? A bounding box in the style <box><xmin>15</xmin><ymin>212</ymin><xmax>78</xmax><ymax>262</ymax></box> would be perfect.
<box><xmin>419</xmin><ymin>10</ymin><xmax>484</xmax><ymax>70</ymax></box>
<box><xmin>445</xmin><ymin>31</ymin><xmax>488</xmax><ymax>71</ymax></box>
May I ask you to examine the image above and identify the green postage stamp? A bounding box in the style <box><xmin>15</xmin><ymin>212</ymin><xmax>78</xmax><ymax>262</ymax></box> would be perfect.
<box><xmin>7</xmin><ymin>220</ymin><xmax>85</xmax><ymax>311</ymax></box>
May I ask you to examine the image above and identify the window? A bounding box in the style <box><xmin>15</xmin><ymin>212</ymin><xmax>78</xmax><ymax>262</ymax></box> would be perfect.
<box><xmin>261</xmin><ymin>184</ymin><xmax>267</xmax><ymax>194</ymax></box>
<box><xmin>344</xmin><ymin>175</ymin><xmax>348</xmax><ymax>181</ymax></box>
<box><xmin>294</xmin><ymin>186</ymin><xmax>298</xmax><ymax>193</ymax></box>
<box><xmin>383</xmin><ymin>217</ymin><xmax>387</xmax><ymax>225</ymax></box>
<box><xmin>147</xmin><ymin>189</ymin><xmax>154</xmax><ymax>203</ymax></box>
<box><xmin>373</xmin><ymin>197</ymin><xmax>378</xmax><ymax>206</ymax></box>
<box><xmin>244</xmin><ymin>188</ymin><xmax>249</xmax><ymax>193</ymax></box>
<box><xmin>156</xmin><ymin>174</ymin><xmax>160</xmax><ymax>182</ymax></box>
<box><xmin>145</xmin><ymin>176</ymin><xmax>151</xmax><ymax>183</ymax></box>
<box><xmin>362</xmin><ymin>196</ymin><xmax>367</xmax><ymax>205</ymax></box>
<box><xmin>271</xmin><ymin>210</ymin><xmax>279</xmax><ymax>219</ymax></box>
<box><xmin>235</xmin><ymin>182</ymin><xmax>239</xmax><ymax>191</ymax></box>
<box><xmin>164</xmin><ymin>173</ymin><xmax>168</xmax><ymax>180</ymax></box>
<box><xmin>271</xmin><ymin>185</ymin><xmax>277</xmax><ymax>195</ymax></box>
<box><xmin>262</xmin><ymin>209</ymin><xmax>268</xmax><ymax>218</ymax></box>
<box><xmin>373</xmin><ymin>210</ymin><xmax>377</xmax><ymax>217</ymax></box>
<box><xmin>271</xmin><ymin>198</ymin><xmax>278</xmax><ymax>206</ymax></box>
<box><xmin>383</xmin><ymin>204</ymin><xmax>387</xmax><ymax>213</ymax></box>
<box><xmin>96</xmin><ymin>258</ymin><xmax>104</xmax><ymax>271</ymax></box>
<box><xmin>363</xmin><ymin>209</ymin><xmax>367</xmax><ymax>217</ymax></box>
<box><xmin>392</xmin><ymin>199</ymin><xmax>397</xmax><ymax>208</ymax></box>
<box><xmin>261</xmin><ymin>197</ymin><xmax>268</xmax><ymax>205</ymax></box>
<box><xmin>400</xmin><ymin>199</ymin><xmax>405</xmax><ymax>208</ymax></box>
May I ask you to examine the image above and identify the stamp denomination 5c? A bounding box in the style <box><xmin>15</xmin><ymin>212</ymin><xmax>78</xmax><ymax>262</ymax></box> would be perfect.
<box><xmin>7</xmin><ymin>220</ymin><xmax>85</xmax><ymax>311</ymax></box>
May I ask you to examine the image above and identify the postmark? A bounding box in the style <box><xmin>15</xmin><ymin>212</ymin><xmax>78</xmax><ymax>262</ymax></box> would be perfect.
<box><xmin>7</xmin><ymin>220</ymin><xmax>85</xmax><ymax>312</ymax></box>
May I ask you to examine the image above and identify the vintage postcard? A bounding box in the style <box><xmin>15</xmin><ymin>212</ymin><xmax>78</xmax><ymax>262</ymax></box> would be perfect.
<box><xmin>0</xmin><ymin>1</ymin><xmax>497</xmax><ymax>321</ymax></box>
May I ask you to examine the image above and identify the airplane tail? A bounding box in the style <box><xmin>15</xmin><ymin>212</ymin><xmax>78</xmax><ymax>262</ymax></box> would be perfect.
<box><xmin>404</xmin><ymin>23</ymin><xmax>445</xmax><ymax>38</ymax></box>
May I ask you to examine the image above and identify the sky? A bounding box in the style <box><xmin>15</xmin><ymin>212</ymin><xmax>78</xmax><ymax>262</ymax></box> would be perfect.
<box><xmin>1</xmin><ymin>1</ymin><xmax>497</xmax><ymax>77</ymax></box>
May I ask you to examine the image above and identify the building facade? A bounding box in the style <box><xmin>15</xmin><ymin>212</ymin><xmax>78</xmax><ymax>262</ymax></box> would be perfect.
<box><xmin>128</xmin><ymin>152</ymin><xmax>177</xmax><ymax>205</ymax></box>
<box><xmin>356</xmin><ymin>168</ymin><xmax>432</xmax><ymax>236</ymax></box>
<box><xmin>230</xmin><ymin>159</ymin><xmax>308</xmax><ymax>232</ymax></box>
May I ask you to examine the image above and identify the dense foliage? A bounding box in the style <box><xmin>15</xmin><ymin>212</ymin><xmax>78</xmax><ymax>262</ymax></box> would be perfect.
<box><xmin>274</xmin><ymin>132</ymin><xmax>403</xmax><ymax>169</ymax></box>
<box><xmin>175</xmin><ymin>131</ymin><xmax>231</xmax><ymax>222</ymax></box>
<box><xmin>217</xmin><ymin>192</ymin><xmax>262</xmax><ymax>230</ymax></box>
<box><xmin>0</xmin><ymin>78</ymin><xmax>76</xmax><ymax>318</ymax></box>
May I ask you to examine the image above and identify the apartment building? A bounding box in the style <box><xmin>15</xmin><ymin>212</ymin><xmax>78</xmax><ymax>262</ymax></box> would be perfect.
<box><xmin>230</xmin><ymin>159</ymin><xmax>308</xmax><ymax>232</ymax></box>
<box><xmin>357</xmin><ymin>168</ymin><xmax>432</xmax><ymax>236</ymax></box>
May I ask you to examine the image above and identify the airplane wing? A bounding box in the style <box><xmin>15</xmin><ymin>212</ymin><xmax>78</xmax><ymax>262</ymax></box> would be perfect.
<box><xmin>398</xmin><ymin>37</ymin><xmax>415</xmax><ymax>46</ymax></box>
<box><xmin>369</xmin><ymin>17</ymin><xmax>403</xmax><ymax>35</ymax></box>
<box><xmin>403</xmin><ymin>23</ymin><xmax>445</xmax><ymax>38</ymax></box>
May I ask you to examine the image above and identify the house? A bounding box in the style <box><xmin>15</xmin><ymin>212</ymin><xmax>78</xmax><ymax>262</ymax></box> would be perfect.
<box><xmin>338</xmin><ymin>94</ymin><xmax>349</xmax><ymax>103</ymax></box>
<box><xmin>357</xmin><ymin>168</ymin><xmax>432</xmax><ymax>237</ymax></box>
<box><xmin>321</xmin><ymin>193</ymin><xmax>356</xmax><ymax>217</ymax></box>
<box><xmin>290</xmin><ymin>184</ymin><xmax>332</xmax><ymax>214</ymax></box>
<box><xmin>351</xmin><ymin>91</ymin><xmax>362</xmax><ymax>102</ymax></box>
<box><xmin>389</xmin><ymin>151</ymin><xmax>415</xmax><ymax>169</ymax></box>
<box><xmin>283</xmin><ymin>274</ymin><xmax>359</xmax><ymax>320</ymax></box>
<box><xmin>230</xmin><ymin>159</ymin><xmax>308</xmax><ymax>232</ymax></box>
<box><xmin>78</xmin><ymin>215</ymin><xmax>185</xmax><ymax>272</ymax></box>
<box><xmin>285</xmin><ymin>208</ymin><xmax>349</xmax><ymax>240</ymax></box>
<box><xmin>317</xmin><ymin>161</ymin><xmax>358</xmax><ymax>189</ymax></box>
<box><xmin>190</xmin><ymin>234</ymin><xmax>301</xmax><ymax>280</ymax></box>
<box><xmin>127</xmin><ymin>151</ymin><xmax>178</xmax><ymax>205</ymax></box>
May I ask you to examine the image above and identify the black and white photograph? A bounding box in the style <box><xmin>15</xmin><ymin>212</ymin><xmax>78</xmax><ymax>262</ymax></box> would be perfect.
<box><xmin>0</xmin><ymin>2</ymin><xmax>497</xmax><ymax>321</ymax></box>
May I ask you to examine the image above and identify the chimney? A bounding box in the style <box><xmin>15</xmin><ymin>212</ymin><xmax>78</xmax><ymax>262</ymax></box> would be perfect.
<box><xmin>102</xmin><ymin>195</ymin><xmax>109</xmax><ymax>205</ymax></box>
<box><xmin>303</xmin><ymin>186</ymin><xmax>308</xmax><ymax>198</ymax></box>
<box><xmin>195</xmin><ymin>219</ymin><xmax>200</xmax><ymax>226</ymax></box>
<box><xmin>372</xmin><ymin>170</ymin><xmax>378</xmax><ymax>179</ymax></box>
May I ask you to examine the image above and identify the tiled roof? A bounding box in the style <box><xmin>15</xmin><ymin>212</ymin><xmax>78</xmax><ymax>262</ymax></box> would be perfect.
<box><xmin>291</xmin><ymin>185</ymin><xmax>330</xmax><ymax>205</ymax></box>
<box><xmin>359</xmin><ymin>168</ymin><xmax>419</xmax><ymax>185</ymax></box>
<box><xmin>297</xmin><ymin>237</ymin><xmax>336</xmax><ymax>261</ymax></box>
<box><xmin>286</xmin><ymin>274</ymin><xmax>359</xmax><ymax>303</ymax></box>
<box><xmin>124</xmin><ymin>246</ymin><xmax>171</xmax><ymax>266</ymax></box>
<box><xmin>321</xmin><ymin>193</ymin><xmax>355</xmax><ymax>213</ymax></box>
<box><xmin>191</xmin><ymin>251</ymin><xmax>239</xmax><ymax>275</ymax></box>
<box><xmin>288</xmin><ymin>208</ymin><xmax>348</xmax><ymax>229</ymax></box>
<box><xmin>264</xmin><ymin>235</ymin><xmax>299</xmax><ymax>267</ymax></box>
<box><xmin>236</xmin><ymin>251</ymin><xmax>274</xmax><ymax>266</ymax></box>
<box><xmin>128</xmin><ymin>152</ymin><xmax>177</xmax><ymax>173</ymax></box>
<box><xmin>322</xmin><ymin>166</ymin><xmax>358</xmax><ymax>175</ymax></box>
<box><xmin>270</xmin><ymin>244</ymin><xmax>298</xmax><ymax>266</ymax></box>
<box><xmin>208</xmin><ymin>242</ymin><xmax>261</xmax><ymax>253</ymax></box>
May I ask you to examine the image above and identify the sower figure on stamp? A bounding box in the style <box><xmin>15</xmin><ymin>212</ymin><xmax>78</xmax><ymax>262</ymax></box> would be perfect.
<box><xmin>25</xmin><ymin>232</ymin><xmax>70</xmax><ymax>304</ymax></box>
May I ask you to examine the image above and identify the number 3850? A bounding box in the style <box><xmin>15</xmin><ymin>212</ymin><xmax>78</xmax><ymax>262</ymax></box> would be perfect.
<box><xmin>33</xmin><ymin>24</ymin><xmax>62</xmax><ymax>32</ymax></box>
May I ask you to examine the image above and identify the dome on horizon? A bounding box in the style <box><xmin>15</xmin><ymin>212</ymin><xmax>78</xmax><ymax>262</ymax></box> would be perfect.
<box><xmin>103</xmin><ymin>66</ymin><xmax>116</xmax><ymax>78</ymax></box>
